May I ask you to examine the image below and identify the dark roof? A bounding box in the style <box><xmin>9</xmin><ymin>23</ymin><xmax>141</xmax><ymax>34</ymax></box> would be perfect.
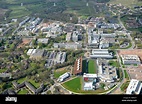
<box><xmin>18</xmin><ymin>82</ymin><xmax>25</xmax><ymax>88</ymax></box>
<box><xmin>12</xmin><ymin>81</ymin><xmax>18</xmax><ymax>88</ymax></box>
<box><xmin>25</xmin><ymin>81</ymin><xmax>36</xmax><ymax>93</ymax></box>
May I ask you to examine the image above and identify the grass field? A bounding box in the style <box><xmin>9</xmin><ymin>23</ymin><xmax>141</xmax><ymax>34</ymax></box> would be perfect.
<box><xmin>120</xmin><ymin>81</ymin><xmax>130</xmax><ymax>92</ymax></box>
<box><xmin>9</xmin><ymin>6</ymin><xmax>31</xmax><ymax>19</ymax></box>
<box><xmin>88</xmin><ymin>60</ymin><xmax>97</xmax><ymax>74</ymax></box>
<box><xmin>18</xmin><ymin>88</ymin><xmax>28</xmax><ymax>94</ymax></box>
<box><xmin>124</xmin><ymin>70</ymin><xmax>129</xmax><ymax>79</ymax></box>
<box><xmin>109</xmin><ymin>0</ymin><xmax>139</xmax><ymax>7</ymax></box>
<box><xmin>54</xmin><ymin>69</ymin><xmax>69</xmax><ymax>79</ymax></box>
<box><xmin>109</xmin><ymin>60</ymin><xmax>120</xmax><ymax>68</ymax></box>
<box><xmin>62</xmin><ymin>77</ymin><xmax>82</xmax><ymax>92</ymax></box>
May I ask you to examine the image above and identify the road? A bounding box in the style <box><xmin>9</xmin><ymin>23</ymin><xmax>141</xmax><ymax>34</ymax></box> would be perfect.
<box><xmin>107</xmin><ymin>51</ymin><xmax>125</xmax><ymax>94</ymax></box>
<box><xmin>118</xmin><ymin>15</ymin><xmax>135</xmax><ymax>49</ymax></box>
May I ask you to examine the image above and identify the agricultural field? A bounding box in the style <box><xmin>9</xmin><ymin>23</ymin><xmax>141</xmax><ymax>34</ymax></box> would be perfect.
<box><xmin>109</xmin><ymin>0</ymin><xmax>142</xmax><ymax>7</ymax></box>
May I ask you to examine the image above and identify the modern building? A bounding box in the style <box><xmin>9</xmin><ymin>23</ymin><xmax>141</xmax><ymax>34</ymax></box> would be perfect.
<box><xmin>53</xmin><ymin>43</ymin><xmax>82</xmax><ymax>50</ymax></box>
<box><xmin>126</xmin><ymin>79</ymin><xmax>142</xmax><ymax>94</ymax></box>
<box><xmin>57</xmin><ymin>72</ymin><xmax>70</xmax><ymax>82</ymax></box>
<box><xmin>83</xmin><ymin>73</ymin><xmax>97</xmax><ymax>90</ymax></box>
<box><xmin>83</xmin><ymin>73</ymin><xmax>97</xmax><ymax>81</ymax></box>
<box><xmin>37</xmin><ymin>38</ymin><xmax>49</xmax><ymax>44</ymax></box>
<box><xmin>96</xmin><ymin>58</ymin><xmax>118</xmax><ymax>83</ymax></box>
<box><xmin>12</xmin><ymin>81</ymin><xmax>44</xmax><ymax>94</ymax></box>
<box><xmin>121</xmin><ymin>55</ymin><xmax>141</xmax><ymax>65</ymax></box>
<box><xmin>84</xmin><ymin>82</ymin><xmax>94</xmax><ymax>90</ymax></box>
<box><xmin>73</xmin><ymin>57</ymin><xmax>83</xmax><ymax>75</ymax></box>
<box><xmin>66</xmin><ymin>32</ymin><xmax>72</xmax><ymax>42</ymax></box>
<box><xmin>27</xmin><ymin>49</ymin><xmax>46</xmax><ymax>60</ymax></box>
<box><xmin>90</xmin><ymin>49</ymin><xmax>113</xmax><ymax>59</ymax></box>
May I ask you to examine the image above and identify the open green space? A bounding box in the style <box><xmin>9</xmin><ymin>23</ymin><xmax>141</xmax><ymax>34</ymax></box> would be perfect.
<box><xmin>17</xmin><ymin>77</ymin><xmax>40</xmax><ymax>88</ymax></box>
<box><xmin>120</xmin><ymin>81</ymin><xmax>130</xmax><ymax>92</ymax></box>
<box><xmin>88</xmin><ymin>60</ymin><xmax>97</xmax><ymax>74</ymax></box>
<box><xmin>109</xmin><ymin>0</ymin><xmax>142</xmax><ymax>7</ymax></box>
<box><xmin>62</xmin><ymin>76</ymin><xmax>115</xmax><ymax>94</ymax></box>
<box><xmin>62</xmin><ymin>77</ymin><xmax>82</xmax><ymax>92</ymax></box>
<box><xmin>17</xmin><ymin>88</ymin><xmax>28</xmax><ymax>94</ymax></box>
<box><xmin>109</xmin><ymin>60</ymin><xmax>120</xmax><ymax>68</ymax></box>
<box><xmin>9</xmin><ymin>6</ymin><xmax>31</xmax><ymax>19</ymax></box>
<box><xmin>54</xmin><ymin>69</ymin><xmax>69</xmax><ymax>79</ymax></box>
<box><xmin>124</xmin><ymin>70</ymin><xmax>129</xmax><ymax>79</ymax></box>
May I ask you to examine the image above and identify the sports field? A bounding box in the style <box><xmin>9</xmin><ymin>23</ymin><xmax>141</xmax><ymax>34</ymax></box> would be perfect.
<box><xmin>88</xmin><ymin>60</ymin><xmax>97</xmax><ymax>74</ymax></box>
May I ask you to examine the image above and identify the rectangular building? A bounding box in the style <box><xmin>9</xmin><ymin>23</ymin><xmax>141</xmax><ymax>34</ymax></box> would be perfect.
<box><xmin>126</xmin><ymin>79</ymin><xmax>142</xmax><ymax>94</ymax></box>
<box><xmin>121</xmin><ymin>55</ymin><xmax>141</xmax><ymax>65</ymax></box>
<box><xmin>90</xmin><ymin>49</ymin><xmax>113</xmax><ymax>59</ymax></box>
<box><xmin>73</xmin><ymin>57</ymin><xmax>83</xmax><ymax>75</ymax></box>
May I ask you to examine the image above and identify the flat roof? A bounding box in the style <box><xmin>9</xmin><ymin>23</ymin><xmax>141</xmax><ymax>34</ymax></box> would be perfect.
<box><xmin>73</xmin><ymin>57</ymin><xmax>82</xmax><ymax>75</ymax></box>
<box><xmin>83</xmin><ymin>73</ymin><xmax>97</xmax><ymax>78</ymax></box>
<box><xmin>126</xmin><ymin>79</ymin><xmax>142</xmax><ymax>94</ymax></box>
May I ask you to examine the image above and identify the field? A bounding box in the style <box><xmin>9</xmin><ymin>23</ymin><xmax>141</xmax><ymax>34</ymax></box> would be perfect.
<box><xmin>9</xmin><ymin>6</ymin><xmax>31</xmax><ymax>19</ymax></box>
<box><xmin>120</xmin><ymin>81</ymin><xmax>130</xmax><ymax>92</ymax></box>
<box><xmin>88</xmin><ymin>60</ymin><xmax>97</xmax><ymax>74</ymax></box>
<box><xmin>109</xmin><ymin>0</ymin><xmax>141</xmax><ymax>7</ymax></box>
<box><xmin>118</xmin><ymin>49</ymin><xmax>142</xmax><ymax>60</ymax></box>
<box><xmin>82</xmin><ymin>60</ymin><xmax>87</xmax><ymax>73</ymax></box>
<box><xmin>54</xmin><ymin>67</ymin><xmax>69</xmax><ymax>79</ymax></box>
<box><xmin>17</xmin><ymin>88</ymin><xmax>28</xmax><ymax>94</ymax></box>
<box><xmin>62</xmin><ymin>77</ymin><xmax>82</xmax><ymax>92</ymax></box>
<box><xmin>109</xmin><ymin>60</ymin><xmax>120</xmax><ymax>68</ymax></box>
<box><xmin>17</xmin><ymin>38</ymin><xmax>32</xmax><ymax>48</ymax></box>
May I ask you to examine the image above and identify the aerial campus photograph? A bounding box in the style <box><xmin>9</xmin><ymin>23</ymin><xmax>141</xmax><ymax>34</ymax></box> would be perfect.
<box><xmin>0</xmin><ymin>0</ymin><xmax>142</xmax><ymax>98</ymax></box>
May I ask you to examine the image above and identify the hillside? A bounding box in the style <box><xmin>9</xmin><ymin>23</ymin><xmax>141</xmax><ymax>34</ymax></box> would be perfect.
<box><xmin>109</xmin><ymin>0</ymin><xmax>142</xmax><ymax>7</ymax></box>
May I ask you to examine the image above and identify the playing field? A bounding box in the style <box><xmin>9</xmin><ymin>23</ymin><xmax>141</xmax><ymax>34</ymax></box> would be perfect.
<box><xmin>88</xmin><ymin>60</ymin><xmax>97</xmax><ymax>74</ymax></box>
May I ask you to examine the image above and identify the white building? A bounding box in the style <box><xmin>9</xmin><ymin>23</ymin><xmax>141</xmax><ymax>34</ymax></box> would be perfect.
<box><xmin>27</xmin><ymin>49</ymin><xmax>36</xmax><ymax>55</ymax></box>
<box><xmin>121</xmin><ymin>55</ymin><xmax>141</xmax><ymax>65</ymax></box>
<box><xmin>37</xmin><ymin>38</ymin><xmax>48</xmax><ymax>44</ymax></box>
<box><xmin>57</xmin><ymin>72</ymin><xmax>70</xmax><ymax>82</ymax></box>
<box><xmin>90</xmin><ymin>49</ymin><xmax>113</xmax><ymax>59</ymax></box>
<box><xmin>83</xmin><ymin>73</ymin><xmax>97</xmax><ymax>90</ymax></box>
<box><xmin>84</xmin><ymin>82</ymin><xmax>94</xmax><ymax>90</ymax></box>
<box><xmin>126</xmin><ymin>79</ymin><xmax>142</xmax><ymax>94</ymax></box>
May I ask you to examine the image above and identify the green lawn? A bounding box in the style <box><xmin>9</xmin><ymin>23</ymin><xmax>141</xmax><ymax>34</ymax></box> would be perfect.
<box><xmin>28</xmin><ymin>79</ymin><xmax>40</xmax><ymax>88</ymax></box>
<box><xmin>0</xmin><ymin>68</ymin><xmax>7</xmax><ymax>73</ymax></box>
<box><xmin>62</xmin><ymin>77</ymin><xmax>82</xmax><ymax>92</ymax></box>
<box><xmin>17</xmin><ymin>77</ymin><xmax>26</xmax><ymax>84</ymax></box>
<box><xmin>124</xmin><ymin>70</ymin><xmax>129</xmax><ymax>79</ymax></box>
<box><xmin>9</xmin><ymin>6</ymin><xmax>31</xmax><ymax>19</ymax></box>
<box><xmin>88</xmin><ymin>60</ymin><xmax>97</xmax><ymax>74</ymax></box>
<box><xmin>18</xmin><ymin>88</ymin><xmax>28</xmax><ymax>94</ymax></box>
<box><xmin>54</xmin><ymin>69</ymin><xmax>69</xmax><ymax>79</ymax></box>
<box><xmin>17</xmin><ymin>77</ymin><xmax>40</xmax><ymax>88</ymax></box>
<box><xmin>109</xmin><ymin>60</ymin><xmax>120</xmax><ymax>68</ymax></box>
<box><xmin>109</xmin><ymin>0</ymin><xmax>140</xmax><ymax>7</ymax></box>
<box><xmin>120</xmin><ymin>81</ymin><xmax>130</xmax><ymax>92</ymax></box>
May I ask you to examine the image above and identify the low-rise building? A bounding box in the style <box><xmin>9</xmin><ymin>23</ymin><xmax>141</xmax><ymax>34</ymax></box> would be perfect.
<box><xmin>73</xmin><ymin>57</ymin><xmax>83</xmax><ymax>75</ymax></box>
<box><xmin>121</xmin><ymin>55</ymin><xmax>141</xmax><ymax>65</ymax></box>
<box><xmin>57</xmin><ymin>72</ymin><xmax>70</xmax><ymax>82</ymax></box>
<box><xmin>37</xmin><ymin>38</ymin><xmax>48</xmax><ymax>44</ymax></box>
<box><xmin>126</xmin><ymin>79</ymin><xmax>142</xmax><ymax>94</ymax></box>
<box><xmin>90</xmin><ymin>49</ymin><xmax>113</xmax><ymax>59</ymax></box>
<box><xmin>53</xmin><ymin>43</ymin><xmax>82</xmax><ymax>50</ymax></box>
